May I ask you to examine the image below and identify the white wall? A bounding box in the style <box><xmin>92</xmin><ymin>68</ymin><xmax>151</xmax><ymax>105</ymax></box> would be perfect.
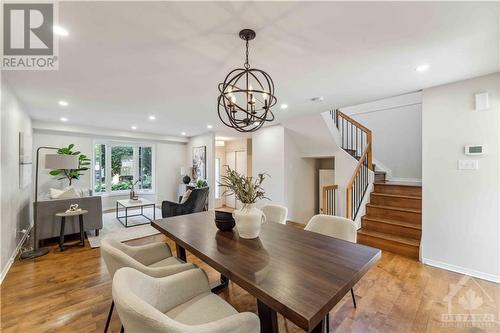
<box><xmin>341</xmin><ymin>92</ymin><xmax>422</xmax><ymax>181</ymax></box>
<box><xmin>33</xmin><ymin>130</ymin><xmax>186</xmax><ymax>211</ymax></box>
<box><xmin>421</xmin><ymin>73</ymin><xmax>500</xmax><ymax>283</ymax></box>
<box><xmin>186</xmin><ymin>133</ymin><xmax>215</xmax><ymax>209</ymax></box>
<box><xmin>252</xmin><ymin>126</ymin><xmax>286</xmax><ymax>207</ymax></box>
<box><xmin>284</xmin><ymin>129</ymin><xmax>317</xmax><ymax>223</ymax></box>
<box><xmin>1</xmin><ymin>83</ymin><xmax>33</xmax><ymax>280</ymax></box>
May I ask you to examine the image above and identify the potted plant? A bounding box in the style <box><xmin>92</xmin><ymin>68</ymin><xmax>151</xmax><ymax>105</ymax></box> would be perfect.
<box><xmin>220</xmin><ymin>167</ymin><xmax>268</xmax><ymax>239</ymax></box>
<box><xmin>49</xmin><ymin>144</ymin><xmax>90</xmax><ymax>186</ymax></box>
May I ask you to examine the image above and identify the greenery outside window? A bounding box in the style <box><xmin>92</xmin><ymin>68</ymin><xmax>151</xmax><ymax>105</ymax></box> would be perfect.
<box><xmin>93</xmin><ymin>141</ymin><xmax>155</xmax><ymax>195</ymax></box>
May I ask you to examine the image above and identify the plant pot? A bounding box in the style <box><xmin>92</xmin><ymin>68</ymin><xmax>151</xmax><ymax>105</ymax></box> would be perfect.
<box><xmin>233</xmin><ymin>204</ymin><xmax>266</xmax><ymax>239</ymax></box>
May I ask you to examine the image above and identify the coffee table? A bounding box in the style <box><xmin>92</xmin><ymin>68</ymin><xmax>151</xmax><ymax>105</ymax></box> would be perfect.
<box><xmin>116</xmin><ymin>198</ymin><xmax>156</xmax><ymax>227</ymax></box>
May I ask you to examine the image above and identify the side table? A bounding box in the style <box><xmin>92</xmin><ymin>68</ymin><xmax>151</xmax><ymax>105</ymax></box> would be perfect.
<box><xmin>56</xmin><ymin>209</ymin><xmax>88</xmax><ymax>251</ymax></box>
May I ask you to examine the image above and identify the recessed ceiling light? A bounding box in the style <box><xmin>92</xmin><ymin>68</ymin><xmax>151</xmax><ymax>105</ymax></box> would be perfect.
<box><xmin>416</xmin><ymin>64</ymin><xmax>430</xmax><ymax>72</ymax></box>
<box><xmin>148</xmin><ymin>115</ymin><xmax>156</xmax><ymax>120</ymax></box>
<box><xmin>60</xmin><ymin>117</ymin><xmax>68</xmax><ymax>122</ymax></box>
<box><xmin>131</xmin><ymin>126</ymin><xmax>137</xmax><ymax>130</ymax></box>
<box><xmin>181</xmin><ymin>132</ymin><xmax>186</xmax><ymax>136</ymax></box>
<box><xmin>207</xmin><ymin>124</ymin><xmax>213</xmax><ymax>129</ymax></box>
<box><xmin>58</xmin><ymin>100</ymin><xmax>68</xmax><ymax>106</ymax></box>
<box><xmin>53</xmin><ymin>25</ymin><xmax>69</xmax><ymax>37</ymax></box>
<box><xmin>280</xmin><ymin>104</ymin><xmax>288</xmax><ymax>110</ymax></box>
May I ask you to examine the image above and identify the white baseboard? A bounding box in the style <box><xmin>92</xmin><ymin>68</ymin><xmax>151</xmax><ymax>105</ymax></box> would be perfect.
<box><xmin>422</xmin><ymin>257</ymin><xmax>500</xmax><ymax>284</ymax></box>
<box><xmin>0</xmin><ymin>227</ymin><xmax>31</xmax><ymax>285</ymax></box>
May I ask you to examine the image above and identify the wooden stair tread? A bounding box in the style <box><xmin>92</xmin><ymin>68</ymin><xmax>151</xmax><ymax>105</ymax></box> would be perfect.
<box><xmin>366</xmin><ymin>204</ymin><xmax>421</xmax><ymax>214</ymax></box>
<box><xmin>362</xmin><ymin>216</ymin><xmax>422</xmax><ymax>230</ymax></box>
<box><xmin>358</xmin><ymin>229</ymin><xmax>420</xmax><ymax>247</ymax></box>
<box><xmin>374</xmin><ymin>181</ymin><xmax>422</xmax><ymax>187</ymax></box>
<box><xmin>371</xmin><ymin>192</ymin><xmax>421</xmax><ymax>200</ymax></box>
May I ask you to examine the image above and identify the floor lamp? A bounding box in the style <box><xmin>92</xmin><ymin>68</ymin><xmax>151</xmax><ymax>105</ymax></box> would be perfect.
<box><xmin>20</xmin><ymin>147</ymin><xmax>80</xmax><ymax>259</ymax></box>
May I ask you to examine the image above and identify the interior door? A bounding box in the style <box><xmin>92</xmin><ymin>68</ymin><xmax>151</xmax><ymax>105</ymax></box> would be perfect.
<box><xmin>226</xmin><ymin>152</ymin><xmax>236</xmax><ymax>208</ymax></box>
<box><xmin>234</xmin><ymin>151</ymin><xmax>247</xmax><ymax>209</ymax></box>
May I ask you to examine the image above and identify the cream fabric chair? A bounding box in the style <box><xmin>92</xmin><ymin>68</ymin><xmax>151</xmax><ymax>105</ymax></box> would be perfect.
<box><xmin>113</xmin><ymin>267</ymin><xmax>260</xmax><ymax>333</ymax></box>
<box><xmin>261</xmin><ymin>204</ymin><xmax>288</xmax><ymax>224</ymax></box>
<box><xmin>101</xmin><ymin>238</ymin><xmax>196</xmax><ymax>332</ymax></box>
<box><xmin>304</xmin><ymin>214</ymin><xmax>357</xmax><ymax>243</ymax></box>
<box><xmin>305</xmin><ymin>214</ymin><xmax>358</xmax><ymax>333</ymax></box>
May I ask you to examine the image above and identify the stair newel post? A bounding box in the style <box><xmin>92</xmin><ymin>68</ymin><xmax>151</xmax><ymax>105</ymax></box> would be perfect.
<box><xmin>346</xmin><ymin>187</ymin><xmax>352</xmax><ymax>220</ymax></box>
<box><xmin>367</xmin><ymin>131</ymin><xmax>373</xmax><ymax>171</ymax></box>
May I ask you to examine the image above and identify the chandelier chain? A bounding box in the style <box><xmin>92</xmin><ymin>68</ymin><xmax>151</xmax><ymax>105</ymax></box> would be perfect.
<box><xmin>244</xmin><ymin>39</ymin><xmax>250</xmax><ymax>69</ymax></box>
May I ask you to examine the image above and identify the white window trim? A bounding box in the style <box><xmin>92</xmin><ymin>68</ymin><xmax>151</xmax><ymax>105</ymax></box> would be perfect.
<box><xmin>92</xmin><ymin>140</ymin><xmax>156</xmax><ymax>196</ymax></box>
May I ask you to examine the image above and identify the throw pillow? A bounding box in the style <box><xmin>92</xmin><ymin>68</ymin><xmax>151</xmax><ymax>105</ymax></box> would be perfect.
<box><xmin>180</xmin><ymin>190</ymin><xmax>192</xmax><ymax>204</ymax></box>
<box><xmin>50</xmin><ymin>186</ymin><xmax>80</xmax><ymax>199</ymax></box>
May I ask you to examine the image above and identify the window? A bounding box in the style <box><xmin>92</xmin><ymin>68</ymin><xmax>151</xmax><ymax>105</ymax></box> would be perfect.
<box><xmin>93</xmin><ymin>142</ymin><xmax>155</xmax><ymax>195</ymax></box>
<box><xmin>94</xmin><ymin>144</ymin><xmax>106</xmax><ymax>193</ymax></box>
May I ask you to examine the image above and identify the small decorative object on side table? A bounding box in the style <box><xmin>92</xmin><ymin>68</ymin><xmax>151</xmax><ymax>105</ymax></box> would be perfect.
<box><xmin>129</xmin><ymin>180</ymin><xmax>139</xmax><ymax>200</ymax></box>
<box><xmin>55</xmin><ymin>208</ymin><xmax>88</xmax><ymax>252</ymax></box>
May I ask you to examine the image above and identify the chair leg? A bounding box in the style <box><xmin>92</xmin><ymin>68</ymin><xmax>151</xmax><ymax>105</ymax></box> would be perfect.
<box><xmin>351</xmin><ymin>288</ymin><xmax>357</xmax><ymax>308</ymax></box>
<box><xmin>326</xmin><ymin>313</ymin><xmax>330</xmax><ymax>333</ymax></box>
<box><xmin>120</xmin><ymin>325</ymin><xmax>124</xmax><ymax>333</ymax></box>
<box><xmin>104</xmin><ymin>300</ymin><xmax>114</xmax><ymax>333</ymax></box>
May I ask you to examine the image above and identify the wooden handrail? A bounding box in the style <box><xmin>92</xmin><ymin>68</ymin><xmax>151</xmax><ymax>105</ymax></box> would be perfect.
<box><xmin>336</xmin><ymin>110</ymin><xmax>372</xmax><ymax>136</ymax></box>
<box><xmin>346</xmin><ymin>142</ymin><xmax>371</xmax><ymax>220</ymax></box>
<box><xmin>336</xmin><ymin>110</ymin><xmax>373</xmax><ymax>171</ymax></box>
<box><xmin>321</xmin><ymin>184</ymin><xmax>338</xmax><ymax>215</ymax></box>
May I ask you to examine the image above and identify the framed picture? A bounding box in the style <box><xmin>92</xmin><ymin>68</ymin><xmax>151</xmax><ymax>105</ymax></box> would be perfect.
<box><xmin>192</xmin><ymin>146</ymin><xmax>206</xmax><ymax>181</ymax></box>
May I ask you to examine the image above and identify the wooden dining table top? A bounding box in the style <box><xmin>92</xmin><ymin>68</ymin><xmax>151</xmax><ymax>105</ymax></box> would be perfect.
<box><xmin>152</xmin><ymin>211</ymin><xmax>381</xmax><ymax>332</ymax></box>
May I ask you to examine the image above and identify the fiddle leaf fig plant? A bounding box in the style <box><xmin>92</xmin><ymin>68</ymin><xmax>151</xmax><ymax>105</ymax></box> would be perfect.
<box><xmin>219</xmin><ymin>166</ymin><xmax>268</xmax><ymax>204</ymax></box>
<box><xmin>49</xmin><ymin>144</ymin><xmax>91</xmax><ymax>186</ymax></box>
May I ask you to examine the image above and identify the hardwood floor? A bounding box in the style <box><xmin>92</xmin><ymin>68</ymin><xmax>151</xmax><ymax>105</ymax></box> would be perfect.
<box><xmin>1</xmin><ymin>227</ymin><xmax>499</xmax><ymax>333</ymax></box>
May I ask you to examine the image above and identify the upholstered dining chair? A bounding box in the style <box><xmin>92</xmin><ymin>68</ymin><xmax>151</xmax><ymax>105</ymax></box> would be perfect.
<box><xmin>261</xmin><ymin>204</ymin><xmax>288</xmax><ymax>224</ymax></box>
<box><xmin>101</xmin><ymin>238</ymin><xmax>196</xmax><ymax>332</ymax></box>
<box><xmin>113</xmin><ymin>267</ymin><xmax>260</xmax><ymax>333</ymax></box>
<box><xmin>305</xmin><ymin>214</ymin><xmax>358</xmax><ymax>333</ymax></box>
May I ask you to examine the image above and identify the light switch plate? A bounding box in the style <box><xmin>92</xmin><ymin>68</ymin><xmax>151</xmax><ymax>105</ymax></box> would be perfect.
<box><xmin>458</xmin><ymin>160</ymin><xmax>479</xmax><ymax>170</ymax></box>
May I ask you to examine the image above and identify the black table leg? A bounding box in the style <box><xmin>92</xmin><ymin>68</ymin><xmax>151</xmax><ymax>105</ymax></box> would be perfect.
<box><xmin>125</xmin><ymin>207</ymin><xmax>128</xmax><ymax>227</ymax></box>
<box><xmin>257</xmin><ymin>300</ymin><xmax>278</xmax><ymax>333</ymax></box>
<box><xmin>78</xmin><ymin>215</ymin><xmax>85</xmax><ymax>247</ymax></box>
<box><xmin>153</xmin><ymin>204</ymin><xmax>156</xmax><ymax>220</ymax></box>
<box><xmin>311</xmin><ymin>318</ymin><xmax>326</xmax><ymax>333</ymax></box>
<box><xmin>211</xmin><ymin>274</ymin><xmax>229</xmax><ymax>293</ymax></box>
<box><xmin>59</xmin><ymin>216</ymin><xmax>65</xmax><ymax>252</ymax></box>
<box><xmin>116</xmin><ymin>201</ymin><xmax>118</xmax><ymax>219</ymax></box>
<box><xmin>176</xmin><ymin>244</ymin><xmax>186</xmax><ymax>261</ymax></box>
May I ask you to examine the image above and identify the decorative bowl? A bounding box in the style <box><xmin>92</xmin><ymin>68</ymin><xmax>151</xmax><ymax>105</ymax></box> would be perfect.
<box><xmin>214</xmin><ymin>210</ymin><xmax>235</xmax><ymax>231</ymax></box>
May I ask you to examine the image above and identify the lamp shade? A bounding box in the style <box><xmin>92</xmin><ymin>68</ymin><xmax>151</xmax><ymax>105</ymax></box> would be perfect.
<box><xmin>45</xmin><ymin>154</ymin><xmax>80</xmax><ymax>169</ymax></box>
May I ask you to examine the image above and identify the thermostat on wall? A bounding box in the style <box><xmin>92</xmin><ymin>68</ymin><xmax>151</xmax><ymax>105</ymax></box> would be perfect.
<box><xmin>464</xmin><ymin>145</ymin><xmax>487</xmax><ymax>155</ymax></box>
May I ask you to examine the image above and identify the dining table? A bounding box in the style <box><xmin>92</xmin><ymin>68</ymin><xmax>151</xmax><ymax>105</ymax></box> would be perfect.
<box><xmin>152</xmin><ymin>211</ymin><xmax>381</xmax><ymax>333</ymax></box>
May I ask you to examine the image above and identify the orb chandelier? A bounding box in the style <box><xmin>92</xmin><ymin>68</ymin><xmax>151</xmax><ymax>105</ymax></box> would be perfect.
<box><xmin>217</xmin><ymin>29</ymin><xmax>277</xmax><ymax>132</ymax></box>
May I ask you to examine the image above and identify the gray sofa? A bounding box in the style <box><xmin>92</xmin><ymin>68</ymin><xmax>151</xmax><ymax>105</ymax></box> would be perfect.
<box><xmin>35</xmin><ymin>196</ymin><xmax>103</xmax><ymax>245</ymax></box>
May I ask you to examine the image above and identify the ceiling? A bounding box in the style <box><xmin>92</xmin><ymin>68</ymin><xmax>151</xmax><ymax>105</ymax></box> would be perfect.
<box><xmin>4</xmin><ymin>1</ymin><xmax>499</xmax><ymax>138</ymax></box>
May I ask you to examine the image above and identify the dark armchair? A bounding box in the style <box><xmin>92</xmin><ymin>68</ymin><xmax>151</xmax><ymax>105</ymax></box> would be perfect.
<box><xmin>161</xmin><ymin>187</ymin><xmax>209</xmax><ymax>218</ymax></box>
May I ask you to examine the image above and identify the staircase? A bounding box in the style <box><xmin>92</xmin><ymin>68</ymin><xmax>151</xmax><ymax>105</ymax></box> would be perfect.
<box><xmin>357</xmin><ymin>182</ymin><xmax>422</xmax><ymax>259</ymax></box>
<box><xmin>328</xmin><ymin>109</ymin><xmax>422</xmax><ymax>260</ymax></box>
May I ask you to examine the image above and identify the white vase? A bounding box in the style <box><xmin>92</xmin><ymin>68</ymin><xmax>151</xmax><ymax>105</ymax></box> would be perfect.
<box><xmin>233</xmin><ymin>204</ymin><xmax>266</xmax><ymax>239</ymax></box>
